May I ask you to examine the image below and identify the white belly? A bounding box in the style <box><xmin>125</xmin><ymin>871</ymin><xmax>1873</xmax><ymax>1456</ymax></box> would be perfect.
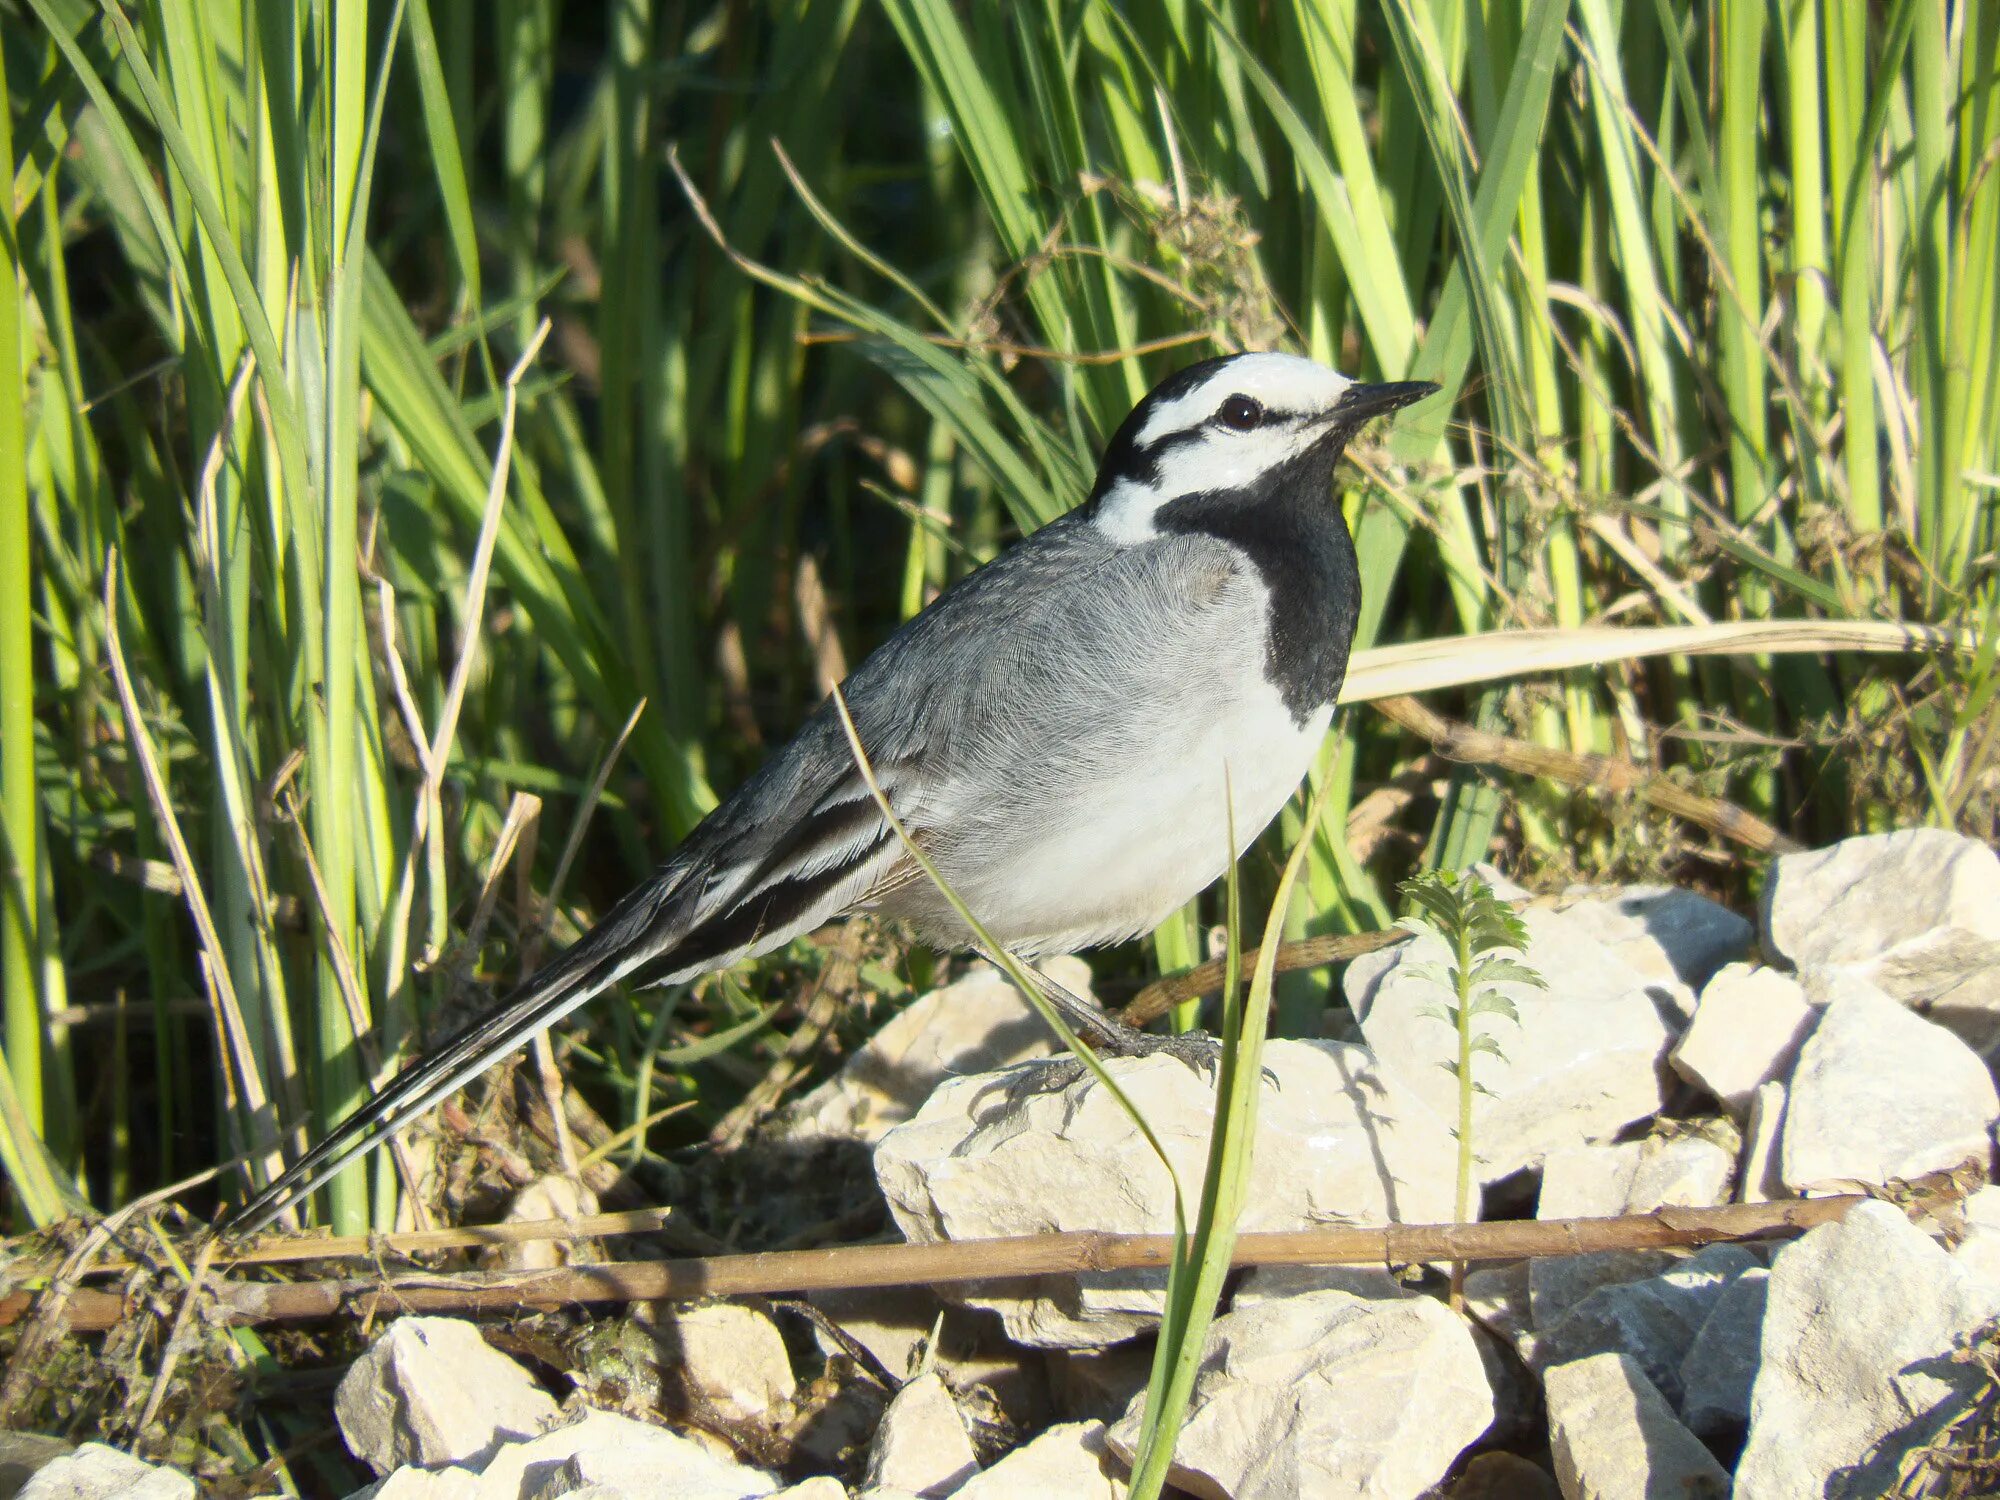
<box><xmin>889</xmin><ymin>683</ymin><xmax>1332</xmax><ymax>955</ymax></box>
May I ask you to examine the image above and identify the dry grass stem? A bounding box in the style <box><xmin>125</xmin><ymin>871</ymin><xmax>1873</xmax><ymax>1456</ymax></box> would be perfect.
<box><xmin>1340</xmin><ymin>621</ymin><xmax>1977</xmax><ymax>703</ymax></box>
<box><xmin>1121</xmin><ymin>929</ymin><xmax>1411</xmax><ymax>1026</ymax></box>
<box><xmin>1372</xmin><ymin>694</ymin><xmax>1801</xmax><ymax>853</ymax></box>
<box><xmin>1</xmin><ymin>1198</ymin><xmax>1861</xmax><ymax>1336</ymax></box>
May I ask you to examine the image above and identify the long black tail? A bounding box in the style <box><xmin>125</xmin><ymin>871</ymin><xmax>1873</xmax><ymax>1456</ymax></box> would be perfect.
<box><xmin>219</xmin><ymin>732</ymin><xmax>906</xmax><ymax>1238</ymax></box>
<box><xmin>218</xmin><ymin>869</ymin><xmax>696</xmax><ymax>1238</ymax></box>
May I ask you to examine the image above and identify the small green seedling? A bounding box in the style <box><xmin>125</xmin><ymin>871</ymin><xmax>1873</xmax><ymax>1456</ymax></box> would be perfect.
<box><xmin>1396</xmin><ymin>870</ymin><xmax>1544</xmax><ymax>1302</ymax></box>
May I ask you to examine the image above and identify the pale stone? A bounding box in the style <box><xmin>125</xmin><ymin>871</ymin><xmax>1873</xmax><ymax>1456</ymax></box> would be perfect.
<box><xmin>1537</xmin><ymin>1134</ymin><xmax>1734</xmax><ymax>1220</ymax></box>
<box><xmin>806</xmin><ymin>1285</ymin><xmax>948</xmax><ymax>1384</ymax></box>
<box><xmin>1349</xmin><ymin>905</ymin><xmax>1688</xmax><ymax>1184</ymax></box>
<box><xmin>1528</xmin><ymin>1250</ymin><xmax>1678</xmax><ymax>1334</ymax></box>
<box><xmin>783</xmin><ymin>960</ymin><xmax>1085</xmax><ymax>1143</ymax></box>
<box><xmin>656</xmin><ymin>1302</ymin><xmax>797</xmax><ymax>1425</ymax></box>
<box><xmin>1106</xmin><ymin>1290</ymin><xmax>1492</xmax><ymax>1500</ymax></box>
<box><xmin>1677</xmin><ymin>1266</ymin><xmax>1768</xmax><ymax>1438</ymax></box>
<box><xmin>805</xmin><ymin>1286</ymin><xmax>1045</xmax><ymax>1429</ymax></box>
<box><xmin>1736</xmin><ymin>1200</ymin><xmax>2000</xmax><ymax>1497</ymax></box>
<box><xmin>489</xmin><ymin>1176</ymin><xmax>599</xmax><ymax>1271</ymax></box>
<box><xmin>1549</xmin><ymin>884</ymin><xmax>1753</xmax><ymax>991</ymax></box>
<box><xmin>1534</xmin><ymin>1244</ymin><xmax>1759</xmax><ymax>1408</ymax></box>
<box><xmin>1781</xmin><ymin>981</ymin><xmax>1997</xmax><ymax>1193</ymax></box>
<box><xmin>1737</xmin><ymin>1081</ymin><xmax>1789</xmax><ymax>1203</ymax></box>
<box><xmin>347</xmin><ymin>1471</ymin><xmax>483</xmax><ymax>1500</ymax></box>
<box><xmin>1230</xmin><ymin>1263</ymin><xmax>1413</xmax><ymax>1308</ymax></box>
<box><xmin>1461</xmin><ymin>1260</ymin><xmax>1533</xmax><ymax>1360</ymax></box>
<box><xmin>1669</xmin><ymin>964</ymin><xmax>1818</xmax><ymax>1113</ymax></box>
<box><xmin>334</xmin><ymin>1317</ymin><xmax>559</xmax><ymax>1475</ymax></box>
<box><xmin>479</xmin><ymin>1409</ymin><xmax>778</xmax><ymax>1500</ymax></box>
<box><xmin>952</xmin><ymin>1422</ymin><xmax>1126</xmax><ymax>1499</ymax></box>
<box><xmin>768</xmin><ymin>1482</ymin><xmax>847</xmax><ymax>1500</ymax></box>
<box><xmin>1914</xmin><ymin>950</ymin><xmax>2000</xmax><ymax>1060</ymax></box>
<box><xmin>1544</xmin><ymin>1353</ymin><xmax>1729</xmax><ymax>1500</ymax></box>
<box><xmin>1763</xmin><ymin>829</ymin><xmax>2000</xmax><ymax>986</ymax></box>
<box><xmin>874</xmin><ymin>1041</ymin><xmax>1456</xmax><ymax>1347</ymax></box>
<box><xmin>18</xmin><ymin>1445</ymin><xmax>195</xmax><ymax>1500</ymax></box>
<box><xmin>860</xmin><ymin>1373</ymin><xmax>977</xmax><ymax>1499</ymax></box>
<box><xmin>1953</xmin><ymin>1185</ymin><xmax>2000</xmax><ymax>1293</ymax></box>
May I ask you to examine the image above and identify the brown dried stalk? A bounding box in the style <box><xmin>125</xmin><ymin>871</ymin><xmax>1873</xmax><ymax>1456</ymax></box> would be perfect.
<box><xmin>1121</xmin><ymin>929</ymin><xmax>1411</xmax><ymax>1027</ymax></box>
<box><xmin>4</xmin><ymin>1198</ymin><xmax>1859</xmax><ymax>1336</ymax></box>
<box><xmin>1370</xmin><ymin>694</ymin><xmax>1801</xmax><ymax>854</ymax></box>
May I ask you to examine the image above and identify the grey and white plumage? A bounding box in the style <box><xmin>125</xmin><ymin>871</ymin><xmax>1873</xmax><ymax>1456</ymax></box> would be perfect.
<box><xmin>224</xmin><ymin>352</ymin><xmax>1434</xmax><ymax>1235</ymax></box>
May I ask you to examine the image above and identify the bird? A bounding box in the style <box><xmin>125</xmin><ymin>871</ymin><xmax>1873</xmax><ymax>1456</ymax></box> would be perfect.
<box><xmin>223</xmin><ymin>352</ymin><xmax>1435</xmax><ymax>1236</ymax></box>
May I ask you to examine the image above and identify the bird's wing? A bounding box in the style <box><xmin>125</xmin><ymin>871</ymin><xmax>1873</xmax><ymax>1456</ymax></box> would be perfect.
<box><xmin>221</xmin><ymin>516</ymin><xmax>1149</xmax><ymax>1237</ymax></box>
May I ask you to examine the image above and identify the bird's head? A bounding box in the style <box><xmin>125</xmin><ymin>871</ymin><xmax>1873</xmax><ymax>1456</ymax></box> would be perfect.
<box><xmin>1087</xmin><ymin>352</ymin><xmax>1436</xmax><ymax>544</ymax></box>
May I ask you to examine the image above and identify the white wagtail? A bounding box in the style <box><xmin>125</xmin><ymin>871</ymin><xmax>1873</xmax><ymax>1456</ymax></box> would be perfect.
<box><xmin>224</xmin><ymin>353</ymin><xmax>1434</xmax><ymax>1234</ymax></box>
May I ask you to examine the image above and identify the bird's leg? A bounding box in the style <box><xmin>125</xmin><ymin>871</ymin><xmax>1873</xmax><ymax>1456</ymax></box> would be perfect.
<box><xmin>984</xmin><ymin>948</ymin><xmax>1226</xmax><ymax>1079</ymax></box>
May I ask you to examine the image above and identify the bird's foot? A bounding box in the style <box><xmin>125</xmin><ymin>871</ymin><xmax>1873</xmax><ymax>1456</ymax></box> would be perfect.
<box><xmin>1007</xmin><ymin>1024</ymin><xmax>1276</xmax><ymax>1097</ymax></box>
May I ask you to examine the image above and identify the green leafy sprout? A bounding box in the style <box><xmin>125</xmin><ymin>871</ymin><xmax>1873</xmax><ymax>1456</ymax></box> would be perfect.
<box><xmin>1396</xmin><ymin>869</ymin><xmax>1545</xmax><ymax>1297</ymax></box>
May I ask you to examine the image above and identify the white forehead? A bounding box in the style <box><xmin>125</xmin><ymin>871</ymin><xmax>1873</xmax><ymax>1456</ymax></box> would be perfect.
<box><xmin>1134</xmin><ymin>353</ymin><xmax>1356</xmax><ymax>446</ymax></box>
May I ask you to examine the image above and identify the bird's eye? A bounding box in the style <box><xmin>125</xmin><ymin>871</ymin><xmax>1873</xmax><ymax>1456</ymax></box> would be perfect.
<box><xmin>1218</xmin><ymin>395</ymin><xmax>1264</xmax><ymax>431</ymax></box>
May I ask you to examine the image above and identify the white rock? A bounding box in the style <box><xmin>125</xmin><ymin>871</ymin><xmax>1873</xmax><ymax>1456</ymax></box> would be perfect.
<box><xmin>1669</xmin><ymin>964</ymin><xmax>1818</xmax><ymax>1113</ymax></box>
<box><xmin>1736</xmin><ymin>1200</ymin><xmax>2000</xmax><ymax>1497</ymax></box>
<box><xmin>874</xmin><ymin>1041</ymin><xmax>1455</xmax><ymax>1347</ymax></box>
<box><xmin>1763</xmin><ymin>829</ymin><xmax>2000</xmax><ymax>985</ymax></box>
<box><xmin>1461</xmin><ymin>1260</ymin><xmax>1533</xmax><ymax>1358</ymax></box>
<box><xmin>806</xmin><ymin>1286</ymin><xmax>946</xmax><ymax>1384</ymax></box>
<box><xmin>1106</xmin><ymin>1289</ymin><xmax>1492</xmax><ymax>1500</ymax></box>
<box><xmin>1544</xmin><ymin>1353</ymin><xmax>1729</xmax><ymax>1500</ymax></box>
<box><xmin>767</xmin><ymin>1482</ymin><xmax>847</xmax><ymax>1500</ymax></box>
<box><xmin>1677</xmin><ymin>1265</ymin><xmax>1768</xmax><ymax>1438</ymax></box>
<box><xmin>1737</xmin><ymin>1081</ymin><xmax>1789</xmax><ymax>1202</ymax></box>
<box><xmin>1467</xmin><ymin>862</ymin><xmax>1532</xmax><ymax>902</ymax></box>
<box><xmin>656</xmin><ymin>1303</ymin><xmax>796</xmax><ymax>1425</ymax></box>
<box><xmin>18</xmin><ymin>1444</ymin><xmax>194</xmax><ymax>1500</ymax></box>
<box><xmin>1954</xmin><ymin>1185</ymin><xmax>2000</xmax><ymax>1293</ymax></box>
<box><xmin>1534</xmin><ymin>1244</ymin><xmax>1760</xmax><ymax>1408</ymax></box>
<box><xmin>1537</xmin><ymin>1135</ymin><xmax>1734</xmax><ymax>1220</ymax></box>
<box><xmin>489</xmin><ymin>1176</ymin><xmax>600</xmax><ymax>1271</ymax></box>
<box><xmin>1230</xmin><ymin>1263</ymin><xmax>1413</xmax><ymax>1308</ymax></box>
<box><xmin>1781</xmin><ymin>980</ymin><xmax>1997</xmax><ymax>1193</ymax></box>
<box><xmin>1914</xmin><ymin>952</ymin><xmax>2000</xmax><ymax>1061</ymax></box>
<box><xmin>346</xmin><ymin>1471</ymin><xmax>483</xmax><ymax>1500</ymax></box>
<box><xmin>861</xmin><ymin>1373</ymin><xmax>977</xmax><ymax>1498</ymax></box>
<box><xmin>805</xmin><ymin>1287</ymin><xmax>1044</xmax><ymax>1429</ymax></box>
<box><xmin>481</xmin><ymin>1409</ymin><xmax>778</xmax><ymax>1500</ymax></box>
<box><xmin>952</xmin><ymin>1422</ymin><xmax>1126</xmax><ymax>1498</ymax></box>
<box><xmin>783</xmin><ymin>961</ymin><xmax>1081</xmax><ymax>1143</ymax></box>
<box><xmin>1549</xmin><ymin>884</ymin><xmax>1753</xmax><ymax>991</ymax></box>
<box><xmin>1349</xmin><ymin>903</ymin><xmax>1691</xmax><ymax>1184</ymax></box>
<box><xmin>335</xmin><ymin>1317</ymin><xmax>560</xmax><ymax>1475</ymax></box>
<box><xmin>1528</xmin><ymin>1250</ymin><xmax>1678</xmax><ymax>1333</ymax></box>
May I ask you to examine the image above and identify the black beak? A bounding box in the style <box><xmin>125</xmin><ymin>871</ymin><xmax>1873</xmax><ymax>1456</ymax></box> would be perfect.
<box><xmin>1330</xmin><ymin>380</ymin><xmax>1440</xmax><ymax>424</ymax></box>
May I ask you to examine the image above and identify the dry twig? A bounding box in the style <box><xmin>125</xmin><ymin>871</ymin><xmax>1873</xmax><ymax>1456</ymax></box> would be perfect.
<box><xmin>1371</xmin><ymin>694</ymin><xmax>1799</xmax><ymax>854</ymax></box>
<box><xmin>1</xmin><ymin>1198</ymin><xmax>1860</xmax><ymax>1335</ymax></box>
<box><xmin>1121</xmin><ymin>930</ymin><xmax>1411</xmax><ymax>1028</ymax></box>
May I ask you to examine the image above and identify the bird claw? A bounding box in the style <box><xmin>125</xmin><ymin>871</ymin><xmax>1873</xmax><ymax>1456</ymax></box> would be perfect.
<box><xmin>1007</xmin><ymin>1025</ymin><xmax>1281</xmax><ymax>1096</ymax></box>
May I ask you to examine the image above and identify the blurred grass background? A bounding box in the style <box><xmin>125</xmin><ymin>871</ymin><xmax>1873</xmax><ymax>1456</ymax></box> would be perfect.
<box><xmin>1</xmin><ymin>0</ymin><xmax>1995</xmax><ymax>1247</ymax></box>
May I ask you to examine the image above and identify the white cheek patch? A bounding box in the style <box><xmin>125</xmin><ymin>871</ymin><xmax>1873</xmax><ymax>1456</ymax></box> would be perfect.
<box><xmin>1093</xmin><ymin>477</ymin><xmax>1164</xmax><ymax>544</ymax></box>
